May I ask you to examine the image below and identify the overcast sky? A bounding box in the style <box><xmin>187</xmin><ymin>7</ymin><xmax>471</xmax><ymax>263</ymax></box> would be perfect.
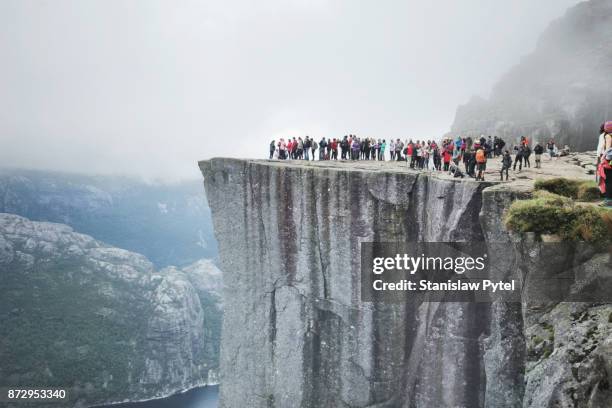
<box><xmin>0</xmin><ymin>0</ymin><xmax>581</xmax><ymax>181</ymax></box>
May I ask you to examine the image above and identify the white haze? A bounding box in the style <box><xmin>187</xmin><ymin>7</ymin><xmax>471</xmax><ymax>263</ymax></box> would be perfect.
<box><xmin>0</xmin><ymin>0</ymin><xmax>581</xmax><ymax>181</ymax></box>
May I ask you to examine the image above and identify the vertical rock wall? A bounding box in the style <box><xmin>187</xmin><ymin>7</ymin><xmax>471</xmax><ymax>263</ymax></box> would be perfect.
<box><xmin>200</xmin><ymin>159</ymin><xmax>522</xmax><ymax>408</ymax></box>
<box><xmin>200</xmin><ymin>159</ymin><xmax>610</xmax><ymax>408</ymax></box>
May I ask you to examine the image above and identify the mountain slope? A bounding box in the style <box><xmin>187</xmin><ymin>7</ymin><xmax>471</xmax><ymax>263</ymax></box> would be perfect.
<box><xmin>0</xmin><ymin>213</ymin><xmax>221</xmax><ymax>407</ymax></box>
<box><xmin>451</xmin><ymin>0</ymin><xmax>612</xmax><ymax>150</ymax></box>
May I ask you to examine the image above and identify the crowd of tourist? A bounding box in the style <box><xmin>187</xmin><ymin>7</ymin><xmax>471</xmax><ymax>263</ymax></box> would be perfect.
<box><xmin>270</xmin><ymin>134</ymin><xmax>535</xmax><ymax>180</ymax></box>
<box><xmin>268</xmin><ymin>122</ymin><xmax>612</xmax><ymax>207</ymax></box>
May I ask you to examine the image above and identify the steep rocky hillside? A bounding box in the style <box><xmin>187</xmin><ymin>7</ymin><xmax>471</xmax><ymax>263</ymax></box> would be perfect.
<box><xmin>0</xmin><ymin>214</ymin><xmax>221</xmax><ymax>407</ymax></box>
<box><xmin>451</xmin><ymin>0</ymin><xmax>612</xmax><ymax>150</ymax></box>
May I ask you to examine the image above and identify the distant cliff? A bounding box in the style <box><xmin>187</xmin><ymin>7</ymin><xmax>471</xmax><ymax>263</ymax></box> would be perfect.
<box><xmin>0</xmin><ymin>214</ymin><xmax>221</xmax><ymax>407</ymax></box>
<box><xmin>0</xmin><ymin>168</ymin><xmax>217</xmax><ymax>268</ymax></box>
<box><xmin>451</xmin><ymin>0</ymin><xmax>612</xmax><ymax>151</ymax></box>
<box><xmin>200</xmin><ymin>158</ymin><xmax>611</xmax><ymax>408</ymax></box>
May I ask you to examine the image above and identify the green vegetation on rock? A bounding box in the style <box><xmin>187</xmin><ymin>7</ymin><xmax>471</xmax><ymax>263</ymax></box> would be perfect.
<box><xmin>505</xmin><ymin>190</ymin><xmax>612</xmax><ymax>243</ymax></box>
<box><xmin>534</xmin><ymin>178</ymin><xmax>601</xmax><ymax>202</ymax></box>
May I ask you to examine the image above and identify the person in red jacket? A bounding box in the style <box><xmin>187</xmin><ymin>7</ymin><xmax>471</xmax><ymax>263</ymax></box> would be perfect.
<box><xmin>331</xmin><ymin>138</ymin><xmax>338</xmax><ymax>160</ymax></box>
<box><xmin>442</xmin><ymin>147</ymin><xmax>452</xmax><ymax>171</ymax></box>
<box><xmin>407</xmin><ymin>141</ymin><xmax>414</xmax><ymax>168</ymax></box>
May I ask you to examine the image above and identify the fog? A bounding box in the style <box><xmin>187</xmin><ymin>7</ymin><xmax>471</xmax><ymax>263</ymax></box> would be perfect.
<box><xmin>0</xmin><ymin>0</ymin><xmax>580</xmax><ymax>181</ymax></box>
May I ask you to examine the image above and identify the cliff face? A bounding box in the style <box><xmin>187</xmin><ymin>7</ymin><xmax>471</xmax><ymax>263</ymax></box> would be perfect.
<box><xmin>200</xmin><ymin>158</ymin><xmax>611</xmax><ymax>408</ymax></box>
<box><xmin>451</xmin><ymin>0</ymin><xmax>612</xmax><ymax>151</ymax></box>
<box><xmin>0</xmin><ymin>214</ymin><xmax>221</xmax><ymax>408</ymax></box>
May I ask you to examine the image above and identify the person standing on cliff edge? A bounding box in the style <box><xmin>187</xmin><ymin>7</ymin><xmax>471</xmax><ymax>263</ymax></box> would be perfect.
<box><xmin>270</xmin><ymin>140</ymin><xmax>276</xmax><ymax>159</ymax></box>
<box><xmin>533</xmin><ymin>142</ymin><xmax>544</xmax><ymax>168</ymax></box>
<box><xmin>500</xmin><ymin>150</ymin><xmax>512</xmax><ymax>181</ymax></box>
<box><xmin>475</xmin><ymin>146</ymin><xmax>487</xmax><ymax>181</ymax></box>
<box><xmin>597</xmin><ymin>121</ymin><xmax>612</xmax><ymax>207</ymax></box>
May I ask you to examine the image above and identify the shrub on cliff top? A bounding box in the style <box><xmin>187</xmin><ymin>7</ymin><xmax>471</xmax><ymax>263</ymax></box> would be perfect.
<box><xmin>534</xmin><ymin>178</ymin><xmax>601</xmax><ymax>201</ymax></box>
<box><xmin>576</xmin><ymin>181</ymin><xmax>601</xmax><ymax>201</ymax></box>
<box><xmin>505</xmin><ymin>191</ymin><xmax>611</xmax><ymax>243</ymax></box>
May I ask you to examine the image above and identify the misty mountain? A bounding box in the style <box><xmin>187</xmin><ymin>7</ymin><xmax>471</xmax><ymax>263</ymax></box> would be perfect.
<box><xmin>0</xmin><ymin>213</ymin><xmax>221</xmax><ymax>407</ymax></box>
<box><xmin>451</xmin><ymin>0</ymin><xmax>612</xmax><ymax>150</ymax></box>
<box><xmin>0</xmin><ymin>168</ymin><xmax>217</xmax><ymax>268</ymax></box>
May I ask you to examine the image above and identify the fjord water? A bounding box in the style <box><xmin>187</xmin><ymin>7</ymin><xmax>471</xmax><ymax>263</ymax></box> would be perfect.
<box><xmin>99</xmin><ymin>386</ymin><xmax>218</xmax><ymax>408</ymax></box>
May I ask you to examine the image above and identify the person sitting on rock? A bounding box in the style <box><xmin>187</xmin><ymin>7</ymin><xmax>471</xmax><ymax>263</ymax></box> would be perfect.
<box><xmin>448</xmin><ymin>161</ymin><xmax>465</xmax><ymax>178</ymax></box>
<box><xmin>500</xmin><ymin>150</ymin><xmax>512</xmax><ymax>181</ymax></box>
<box><xmin>560</xmin><ymin>145</ymin><xmax>570</xmax><ymax>157</ymax></box>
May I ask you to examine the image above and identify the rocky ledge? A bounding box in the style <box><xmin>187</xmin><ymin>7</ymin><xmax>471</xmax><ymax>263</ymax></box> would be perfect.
<box><xmin>200</xmin><ymin>153</ymin><xmax>609</xmax><ymax>408</ymax></box>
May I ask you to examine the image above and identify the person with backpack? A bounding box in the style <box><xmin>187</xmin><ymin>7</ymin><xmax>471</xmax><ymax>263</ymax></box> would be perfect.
<box><xmin>304</xmin><ymin>136</ymin><xmax>311</xmax><ymax>160</ymax></box>
<box><xmin>319</xmin><ymin>137</ymin><xmax>327</xmax><ymax>160</ymax></box>
<box><xmin>270</xmin><ymin>140</ymin><xmax>276</xmax><ymax>159</ymax></box>
<box><xmin>395</xmin><ymin>139</ymin><xmax>404</xmax><ymax>161</ymax></box>
<box><xmin>296</xmin><ymin>137</ymin><xmax>304</xmax><ymax>160</ymax></box>
<box><xmin>351</xmin><ymin>137</ymin><xmax>360</xmax><ymax>160</ymax></box>
<box><xmin>463</xmin><ymin>148</ymin><xmax>473</xmax><ymax>176</ymax></box>
<box><xmin>311</xmin><ymin>139</ymin><xmax>318</xmax><ymax>160</ymax></box>
<box><xmin>513</xmin><ymin>145</ymin><xmax>524</xmax><ymax>172</ymax></box>
<box><xmin>340</xmin><ymin>136</ymin><xmax>349</xmax><ymax>160</ymax></box>
<box><xmin>467</xmin><ymin>149</ymin><xmax>477</xmax><ymax>177</ymax></box>
<box><xmin>291</xmin><ymin>137</ymin><xmax>298</xmax><ymax>159</ymax></box>
<box><xmin>597</xmin><ymin>121</ymin><xmax>612</xmax><ymax>207</ymax></box>
<box><xmin>523</xmin><ymin>144</ymin><xmax>531</xmax><ymax>168</ymax></box>
<box><xmin>500</xmin><ymin>150</ymin><xmax>512</xmax><ymax>181</ymax></box>
<box><xmin>278</xmin><ymin>138</ymin><xmax>287</xmax><ymax>160</ymax></box>
<box><xmin>547</xmin><ymin>139</ymin><xmax>556</xmax><ymax>160</ymax></box>
<box><xmin>533</xmin><ymin>142</ymin><xmax>544</xmax><ymax>168</ymax></box>
<box><xmin>475</xmin><ymin>146</ymin><xmax>487</xmax><ymax>181</ymax></box>
<box><xmin>433</xmin><ymin>145</ymin><xmax>441</xmax><ymax>171</ymax></box>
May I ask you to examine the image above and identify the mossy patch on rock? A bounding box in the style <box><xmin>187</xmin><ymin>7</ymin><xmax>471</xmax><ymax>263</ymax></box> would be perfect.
<box><xmin>505</xmin><ymin>190</ymin><xmax>612</xmax><ymax>243</ymax></box>
<box><xmin>534</xmin><ymin>178</ymin><xmax>601</xmax><ymax>201</ymax></box>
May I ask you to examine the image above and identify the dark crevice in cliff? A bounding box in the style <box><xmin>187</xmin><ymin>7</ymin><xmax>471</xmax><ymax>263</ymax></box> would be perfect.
<box><xmin>249</xmin><ymin>163</ymin><xmax>273</xmax><ymax>275</ymax></box>
<box><xmin>301</xmin><ymin>307</ymin><xmax>344</xmax><ymax>408</ymax></box>
<box><xmin>269</xmin><ymin>286</ymin><xmax>277</xmax><ymax>351</ymax></box>
<box><xmin>451</xmin><ymin>182</ymin><xmax>493</xmax><ymax>242</ymax></box>
<box><xmin>277</xmin><ymin>167</ymin><xmax>298</xmax><ymax>284</ymax></box>
<box><xmin>311</xmin><ymin>169</ymin><xmax>330</xmax><ymax>299</ymax></box>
